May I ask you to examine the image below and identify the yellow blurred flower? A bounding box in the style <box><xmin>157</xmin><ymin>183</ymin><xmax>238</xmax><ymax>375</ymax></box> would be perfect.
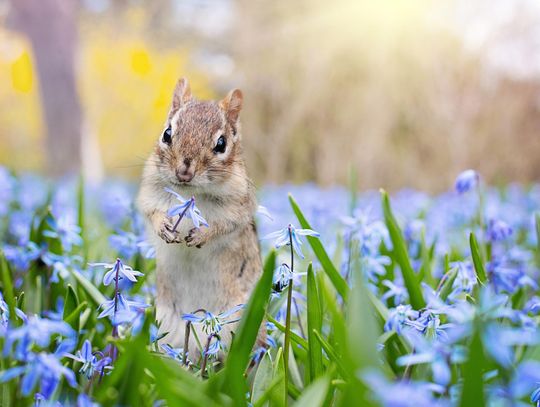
<box><xmin>11</xmin><ymin>51</ymin><xmax>33</xmax><ymax>93</ymax></box>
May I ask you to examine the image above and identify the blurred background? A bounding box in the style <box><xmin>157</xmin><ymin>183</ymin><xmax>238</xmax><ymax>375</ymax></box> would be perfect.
<box><xmin>1</xmin><ymin>0</ymin><xmax>539</xmax><ymax>191</ymax></box>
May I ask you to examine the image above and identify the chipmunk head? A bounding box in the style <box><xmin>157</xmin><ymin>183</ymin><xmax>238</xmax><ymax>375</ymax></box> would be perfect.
<box><xmin>155</xmin><ymin>78</ymin><xmax>244</xmax><ymax>190</ymax></box>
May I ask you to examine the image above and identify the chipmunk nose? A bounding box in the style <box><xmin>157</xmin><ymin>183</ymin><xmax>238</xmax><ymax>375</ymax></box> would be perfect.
<box><xmin>176</xmin><ymin>159</ymin><xmax>194</xmax><ymax>183</ymax></box>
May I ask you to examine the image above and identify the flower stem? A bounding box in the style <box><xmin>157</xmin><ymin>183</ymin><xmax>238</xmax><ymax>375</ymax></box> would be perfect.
<box><xmin>109</xmin><ymin>259</ymin><xmax>121</xmax><ymax>361</ymax></box>
<box><xmin>183</xmin><ymin>321</ymin><xmax>191</xmax><ymax>367</ymax></box>
<box><xmin>283</xmin><ymin>226</ymin><xmax>294</xmax><ymax>404</ymax></box>
<box><xmin>293</xmin><ymin>297</ymin><xmax>305</xmax><ymax>338</ymax></box>
<box><xmin>200</xmin><ymin>334</ymin><xmax>215</xmax><ymax>376</ymax></box>
<box><xmin>172</xmin><ymin>198</ymin><xmax>194</xmax><ymax>232</ymax></box>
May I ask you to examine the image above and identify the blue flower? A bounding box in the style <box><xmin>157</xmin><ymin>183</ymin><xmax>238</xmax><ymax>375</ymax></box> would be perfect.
<box><xmin>165</xmin><ymin>188</ymin><xmax>208</xmax><ymax>229</ymax></box>
<box><xmin>384</xmin><ymin>304</ymin><xmax>419</xmax><ymax>334</ymax></box>
<box><xmin>3</xmin><ymin>316</ymin><xmax>74</xmax><ymax>360</ymax></box>
<box><xmin>272</xmin><ymin>263</ymin><xmax>292</xmax><ymax>292</ymax></box>
<box><xmin>381</xmin><ymin>280</ymin><xmax>407</xmax><ymax>304</ymax></box>
<box><xmin>43</xmin><ymin>215</ymin><xmax>83</xmax><ymax>252</ymax></box>
<box><xmin>406</xmin><ymin>311</ymin><xmax>448</xmax><ymax>341</ymax></box>
<box><xmin>482</xmin><ymin>323</ymin><xmax>539</xmax><ymax>368</ymax></box>
<box><xmin>262</xmin><ymin>224</ymin><xmax>320</xmax><ymax>259</ymax></box>
<box><xmin>531</xmin><ymin>385</ymin><xmax>540</xmax><ymax>406</ymax></box>
<box><xmin>487</xmin><ymin>255</ymin><xmax>536</xmax><ymax>294</ymax></box>
<box><xmin>65</xmin><ymin>340</ymin><xmax>112</xmax><ymax>379</ymax></box>
<box><xmin>449</xmin><ymin>261</ymin><xmax>477</xmax><ymax>299</ymax></box>
<box><xmin>0</xmin><ymin>166</ymin><xmax>14</xmax><ymax>216</ymax></box>
<box><xmin>90</xmin><ymin>258</ymin><xmax>143</xmax><ymax>286</ymax></box>
<box><xmin>256</xmin><ymin>205</ymin><xmax>273</xmax><ymax>221</ymax></box>
<box><xmin>97</xmin><ymin>294</ymin><xmax>149</xmax><ymax>325</ymax></box>
<box><xmin>161</xmin><ymin>344</ymin><xmax>185</xmax><ymax>363</ymax></box>
<box><xmin>182</xmin><ymin>305</ymin><xmax>244</xmax><ymax>335</ymax></box>
<box><xmin>109</xmin><ymin>230</ymin><xmax>142</xmax><ymax>259</ymax></box>
<box><xmin>41</xmin><ymin>252</ymin><xmax>83</xmax><ymax>284</ymax></box>
<box><xmin>455</xmin><ymin>169</ymin><xmax>480</xmax><ymax>194</ymax></box>
<box><xmin>362</xmin><ymin>255</ymin><xmax>391</xmax><ymax>282</ymax></box>
<box><xmin>204</xmin><ymin>337</ymin><xmax>223</xmax><ymax>356</ymax></box>
<box><xmin>362</xmin><ymin>370</ymin><xmax>446</xmax><ymax>406</ymax></box>
<box><xmin>0</xmin><ymin>291</ymin><xmax>26</xmax><ymax>330</ymax></box>
<box><xmin>397</xmin><ymin>333</ymin><xmax>465</xmax><ymax>386</ymax></box>
<box><xmin>3</xmin><ymin>242</ymin><xmax>41</xmax><ymax>271</ymax></box>
<box><xmin>487</xmin><ymin>219</ymin><xmax>513</xmax><ymax>242</ymax></box>
<box><xmin>77</xmin><ymin>394</ymin><xmax>100</xmax><ymax>407</ymax></box>
<box><xmin>0</xmin><ymin>352</ymin><xmax>77</xmax><ymax>399</ymax></box>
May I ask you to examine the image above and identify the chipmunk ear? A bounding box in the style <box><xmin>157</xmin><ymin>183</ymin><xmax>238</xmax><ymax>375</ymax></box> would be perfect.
<box><xmin>168</xmin><ymin>78</ymin><xmax>192</xmax><ymax>118</ymax></box>
<box><xmin>220</xmin><ymin>89</ymin><xmax>243</xmax><ymax>124</ymax></box>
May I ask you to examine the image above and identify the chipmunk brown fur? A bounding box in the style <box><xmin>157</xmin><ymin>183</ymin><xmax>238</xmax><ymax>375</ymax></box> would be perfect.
<box><xmin>137</xmin><ymin>78</ymin><xmax>261</xmax><ymax>353</ymax></box>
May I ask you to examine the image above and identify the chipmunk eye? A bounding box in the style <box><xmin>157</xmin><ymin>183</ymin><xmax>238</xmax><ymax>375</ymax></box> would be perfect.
<box><xmin>162</xmin><ymin>126</ymin><xmax>172</xmax><ymax>145</ymax></box>
<box><xmin>213</xmin><ymin>135</ymin><xmax>226</xmax><ymax>154</ymax></box>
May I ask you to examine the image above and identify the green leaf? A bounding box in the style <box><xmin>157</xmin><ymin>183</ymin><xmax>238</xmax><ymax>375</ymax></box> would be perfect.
<box><xmin>293</xmin><ymin>376</ymin><xmax>330</xmax><ymax>407</ymax></box>
<box><xmin>252</xmin><ymin>351</ymin><xmax>274</xmax><ymax>405</ymax></box>
<box><xmin>266</xmin><ymin>314</ymin><xmax>309</xmax><ymax>351</ymax></box>
<box><xmin>63</xmin><ymin>284</ymin><xmax>79</xmax><ymax>316</ymax></box>
<box><xmin>63</xmin><ymin>285</ymin><xmax>80</xmax><ymax>330</ymax></box>
<box><xmin>470</xmin><ymin>233</ymin><xmax>487</xmax><ymax>284</ymax></box>
<box><xmin>77</xmin><ymin>173</ymin><xmax>87</xmax><ymax>262</ymax></box>
<box><xmin>306</xmin><ymin>264</ymin><xmax>323</xmax><ymax>383</ymax></box>
<box><xmin>346</xmin><ymin>265</ymin><xmax>380</xmax><ymax>371</ymax></box>
<box><xmin>271</xmin><ymin>348</ymin><xmax>287</xmax><ymax>407</ymax></box>
<box><xmin>366</xmin><ymin>289</ymin><xmax>389</xmax><ymax>321</ymax></box>
<box><xmin>64</xmin><ymin>302</ymin><xmax>88</xmax><ymax>329</ymax></box>
<box><xmin>381</xmin><ymin>190</ymin><xmax>425</xmax><ymax>309</ymax></box>
<box><xmin>16</xmin><ymin>292</ymin><xmax>25</xmax><ymax>310</ymax></box>
<box><xmin>0</xmin><ymin>253</ymin><xmax>16</xmax><ymax>323</ymax></box>
<box><xmin>459</xmin><ymin>322</ymin><xmax>486</xmax><ymax>407</ymax></box>
<box><xmin>536</xmin><ymin>213</ymin><xmax>540</xmax><ymax>254</ymax></box>
<box><xmin>438</xmin><ymin>268</ymin><xmax>458</xmax><ymax>302</ymax></box>
<box><xmin>289</xmin><ymin>194</ymin><xmax>349</xmax><ymax>300</ymax></box>
<box><xmin>316</xmin><ymin>272</ymin><xmax>347</xmax><ymax>359</ymax></box>
<box><xmin>223</xmin><ymin>251</ymin><xmax>276</xmax><ymax>405</ymax></box>
<box><xmin>254</xmin><ymin>373</ymin><xmax>286</xmax><ymax>407</ymax></box>
<box><xmin>312</xmin><ymin>330</ymin><xmax>348</xmax><ymax>379</ymax></box>
<box><xmin>69</xmin><ymin>269</ymin><xmax>107</xmax><ymax>306</ymax></box>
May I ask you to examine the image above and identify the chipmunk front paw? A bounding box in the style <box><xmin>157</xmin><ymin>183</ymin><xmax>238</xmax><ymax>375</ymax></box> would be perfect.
<box><xmin>158</xmin><ymin>217</ymin><xmax>183</xmax><ymax>244</ymax></box>
<box><xmin>185</xmin><ymin>227</ymin><xmax>208</xmax><ymax>248</ymax></box>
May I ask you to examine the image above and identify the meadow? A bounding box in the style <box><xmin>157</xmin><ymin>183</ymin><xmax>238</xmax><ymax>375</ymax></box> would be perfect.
<box><xmin>0</xmin><ymin>166</ymin><xmax>539</xmax><ymax>406</ymax></box>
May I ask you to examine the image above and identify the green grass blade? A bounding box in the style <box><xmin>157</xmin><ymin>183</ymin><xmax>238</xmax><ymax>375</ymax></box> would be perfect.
<box><xmin>64</xmin><ymin>302</ymin><xmax>88</xmax><ymax>329</ymax></box>
<box><xmin>438</xmin><ymin>268</ymin><xmax>458</xmax><ymax>301</ymax></box>
<box><xmin>69</xmin><ymin>269</ymin><xmax>107</xmax><ymax>306</ymax></box>
<box><xmin>312</xmin><ymin>330</ymin><xmax>348</xmax><ymax>379</ymax></box>
<box><xmin>253</xmin><ymin>373</ymin><xmax>286</xmax><ymax>407</ymax></box>
<box><xmin>366</xmin><ymin>290</ymin><xmax>389</xmax><ymax>321</ymax></box>
<box><xmin>380</xmin><ymin>190</ymin><xmax>425</xmax><ymax>309</ymax></box>
<box><xmin>63</xmin><ymin>284</ymin><xmax>80</xmax><ymax>330</ymax></box>
<box><xmin>77</xmin><ymin>173</ymin><xmax>87</xmax><ymax>262</ymax></box>
<box><xmin>252</xmin><ymin>351</ymin><xmax>273</xmax><ymax>404</ymax></box>
<box><xmin>271</xmin><ymin>348</ymin><xmax>287</xmax><ymax>407</ymax></box>
<box><xmin>293</xmin><ymin>376</ymin><xmax>330</xmax><ymax>407</ymax></box>
<box><xmin>459</xmin><ymin>322</ymin><xmax>486</xmax><ymax>407</ymax></box>
<box><xmin>535</xmin><ymin>213</ymin><xmax>540</xmax><ymax>257</ymax></box>
<box><xmin>469</xmin><ymin>233</ymin><xmax>487</xmax><ymax>284</ymax></box>
<box><xmin>288</xmin><ymin>194</ymin><xmax>349</xmax><ymax>301</ymax></box>
<box><xmin>266</xmin><ymin>314</ymin><xmax>309</xmax><ymax>350</ymax></box>
<box><xmin>347</xmin><ymin>265</ymin><xmax>380</xmax><ymax>372</ymax></box>
<box><xmin>223</xmin><ymin>251</ymin><xmax>276</xmax><ymax>405</ymax></box>
<box><xmin>0</xmin><ymin>253</ymin><xmax>16</xmax><ymax>323</ymax></box>
<box><xmin>306</xmin><ymin>264</ymin><xmax>323</xmax><ymax>383</ymax></box>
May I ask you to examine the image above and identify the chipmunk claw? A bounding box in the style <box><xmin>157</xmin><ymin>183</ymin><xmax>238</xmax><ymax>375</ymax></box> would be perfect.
<box><xmin>158</xmin><ymin>217</ymin><xmax>183</xmax><ymax>244</ymax></box>
<box><xmin>185</xmin><ymin>227</ymin><xmax>207</xmax><ymax>248</ymax></box>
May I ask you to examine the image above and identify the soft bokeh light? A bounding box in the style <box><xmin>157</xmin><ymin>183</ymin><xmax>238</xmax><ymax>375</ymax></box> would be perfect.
<box><xmin>1</xmin><ymin>0</ymin><xmax>540</xmax><ymax>190</ymax></box>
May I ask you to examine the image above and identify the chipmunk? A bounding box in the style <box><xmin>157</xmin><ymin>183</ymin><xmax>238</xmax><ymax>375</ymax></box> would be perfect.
<box><xmin>137</xmin><ymin>78</ymin><xmax>262</xmax><ymax>354</ymax></box>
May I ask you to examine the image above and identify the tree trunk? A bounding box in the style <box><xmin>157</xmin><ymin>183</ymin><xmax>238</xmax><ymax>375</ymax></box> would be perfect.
<box><xmin>8</xmin><ymin>0</ymin><xmax>82</xmax><ymax>175</ymax></box>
